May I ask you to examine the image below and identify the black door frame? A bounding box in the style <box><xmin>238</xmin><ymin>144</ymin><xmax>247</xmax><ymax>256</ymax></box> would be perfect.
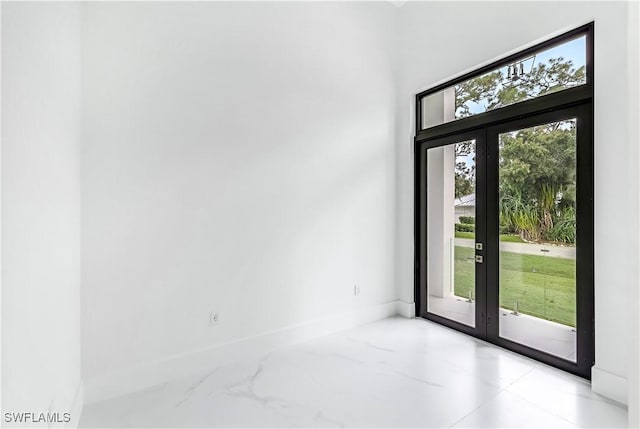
<box><xmin>414</xmin><ymin>23</ymin><xmax>594</xmax><ymax>379</ymax></box>
<box><xmin>485</xmin><ymin>104</ymin><xmax>594</xmax><ymax>378</ymax></box>
<box><xmin>416</xmin><ymin>129</ymin><xmax>487</xmax><ymax>339</ymax></box>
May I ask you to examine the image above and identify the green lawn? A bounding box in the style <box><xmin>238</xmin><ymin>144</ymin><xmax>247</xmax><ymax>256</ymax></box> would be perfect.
<box><xmin>453</xmin><ymin>246</ymin><xmax>576</xmax><ymax>327</ymax></box>
<box><xmin>455</xmin><ymin>231</ymin><xmax>475</xmax><ymax>239</ymax></box>
<box><xmin>454</xmin><ymin>231</ymin><xmax>525</xmax><ymax>243</ymax></box>
<box><xmin>499</xmin><ymin>234</ymin><xmax>526</xmax><ymax>243</ymax></box>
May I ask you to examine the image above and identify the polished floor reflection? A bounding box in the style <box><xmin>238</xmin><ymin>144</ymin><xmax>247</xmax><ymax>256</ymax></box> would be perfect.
<box><xmin>80</xmin><ymin>317</ymin><xmax>626</xmax><ymax>428</ymax></box>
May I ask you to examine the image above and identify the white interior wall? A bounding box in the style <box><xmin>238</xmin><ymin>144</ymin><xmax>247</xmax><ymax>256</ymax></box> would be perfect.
<box><xmin>1</xmin><ymin>0</ymin><xmax>637</xmax><ymax>419</ymax></box>
<box><xmin>627</xmin><ymin>1</ymin><xmax>640</xmax><ymax>425</ymax></box>
<box><xmin>81</xmin><ymin>1</ymin><xmax>398</xmax><ymax>402</ymax></box>
<box><xmin>396</xmin><ymin>0</ymin><xmax>637</xmax><ymax>407</ymax></box>
<box><xmin>1</xmin><ymin>2</ymin><xmax>83</xmax><ymax>425</ymax></box>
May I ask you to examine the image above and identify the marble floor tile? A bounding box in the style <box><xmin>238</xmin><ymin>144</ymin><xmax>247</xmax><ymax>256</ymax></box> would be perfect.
<box><xmin>451</xmin><ymin>390</ymin><xmax>577</xmax><ymax>428</ymax></box>
<box><xmin>79</xmin><ymin>317</ymin><xmax>627</xmax><ymax>428</ymax></box>
<box><xmin>505</xmin><ymin>366</ymin><xmax>628</xmax><ymax>427</ymax></box>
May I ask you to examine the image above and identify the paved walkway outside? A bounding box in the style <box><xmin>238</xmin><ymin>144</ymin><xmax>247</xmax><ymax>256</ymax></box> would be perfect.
<box><xmin>455</xmin><ymin>238</ymin><xmax>576</xmax><ymax>260</ymax></box>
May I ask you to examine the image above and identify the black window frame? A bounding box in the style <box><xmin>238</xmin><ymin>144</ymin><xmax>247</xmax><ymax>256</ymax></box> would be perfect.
<box><xmin>414</xmin><ymin>23</ymin><xmax>594</xmax><ymax>379</ymax></box>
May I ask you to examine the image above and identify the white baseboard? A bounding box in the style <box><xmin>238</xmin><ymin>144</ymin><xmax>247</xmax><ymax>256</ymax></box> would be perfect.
<box><xmin>395</xmin><ymin>300</ymin><xmax>416</xmax><ymax>318</ymax></box>
<box><xmin>84</xmin><ymin>300</ymin><xmax>400</xmax><ymax>404</ymax></box>
<box><xmin>592</xmin><ymin>365</ymin><xmax>628</xmax><ymax>405</ymax></box>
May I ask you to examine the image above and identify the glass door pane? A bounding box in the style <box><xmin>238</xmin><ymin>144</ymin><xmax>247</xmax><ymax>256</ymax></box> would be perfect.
<box><xmin>426</xmin><ymin>139</ymin><xmax>477</xmax><ymax>327</ymax></box>
<box><xmin>497</xmin><ymin>119</ymin><xmax>577</xmax><ymax>361</ymax></box>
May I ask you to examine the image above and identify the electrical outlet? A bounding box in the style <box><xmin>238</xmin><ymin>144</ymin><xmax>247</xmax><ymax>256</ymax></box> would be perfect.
<box><xmin>209</xmin><ymin>311</ymin><xmax>219</xmax><ymax>326</ymax></box>
<box><xmin>353</xmin><ymin>284</ymin><xmax>360</xmax><ymax>296</ymax></box>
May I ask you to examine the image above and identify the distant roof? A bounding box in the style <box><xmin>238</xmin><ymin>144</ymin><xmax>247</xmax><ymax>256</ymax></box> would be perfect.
<box><xmin>455</xmin><ymin>193</ymin><xmax>475</xmax><ymax>207</ymax></box>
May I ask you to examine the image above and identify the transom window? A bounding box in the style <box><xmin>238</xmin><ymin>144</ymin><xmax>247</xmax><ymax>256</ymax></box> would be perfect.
<box><xmin>418</xmin><ymin>33</ymin><xmax>589</xmax><ymax>130</ymax></box>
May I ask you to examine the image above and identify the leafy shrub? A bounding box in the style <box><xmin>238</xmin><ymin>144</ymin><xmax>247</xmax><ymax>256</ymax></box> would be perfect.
<box><xmin>459</xmin><ymin>216</ymin><xmax>475</xmax><ymax>225</ymax></box>
<box><xmin>455</xmin><ymin>223</ymin><xmax>475</xmax><ymax>233</ymax></box>
<box><xmin>544</xmin><ymin>221</ymin><xmax>576</xmax><ymax>243</ymax></box>
<box><xmin>510</xmin><ymin>208</ymin><xmax>540</xmax><ymax>241</ymax></box>
<box><xmin>544</xmin><ymin>206</ymin><xmax>576</xmax><ymax>243</ymax></box>
<box><xmin>499</xmin><ymin>225</ymin><xmax>513</xmax><ymax>234</ymax></box>
<box><xmin>499</xmin><ymin>190</ymin><xmax>541</xmax><ymax>241</ymax></box>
